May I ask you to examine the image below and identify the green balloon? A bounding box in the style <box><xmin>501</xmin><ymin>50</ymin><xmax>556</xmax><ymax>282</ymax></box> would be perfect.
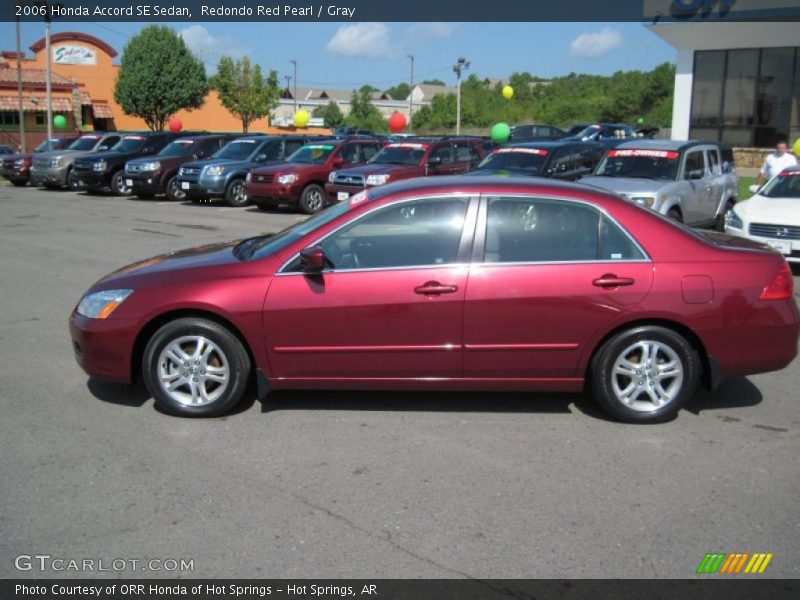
<box><xmin>491</xmin><ymin>122</ymin><xmax>510</xmax><ymax>144</ymax></box>
<box><xmin>53</xmin><ymin>114</ymin><xmax>67</xmax><ymax>129</ymax></box>
<box><xmin>637</xmin><ymin>117</ymin><xmax>644</xmax><ymax>124</ymax></box>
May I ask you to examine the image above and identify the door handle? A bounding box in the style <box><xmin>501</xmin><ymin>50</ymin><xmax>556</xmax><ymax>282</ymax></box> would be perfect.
<box><xmin>592</xmin><ymin>274</ymin><xmax>635</xmax><ymax>288</ymax></box>
<box><xmin>414</xmin><ymin>281</ymin><xmax>458</xmax><ymax>295</ymax></box>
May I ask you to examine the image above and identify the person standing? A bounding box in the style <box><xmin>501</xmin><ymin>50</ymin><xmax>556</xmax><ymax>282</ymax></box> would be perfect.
<box><xmin>756</xmin><ymin>139</ymin><xmax>797</xmax><ymax>185</ymax></box>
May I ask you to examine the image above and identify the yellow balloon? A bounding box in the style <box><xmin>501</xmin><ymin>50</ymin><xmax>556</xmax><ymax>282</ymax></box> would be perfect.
<box><xmin>793</xmin><ymin>138</ymin><xmax>800</xmax><ymax>157</ymax></box>
<box><xmin>502</xmin><ymin>85</ymin><xmax>514</xmax><ymax>100</ymax></box>
<box><xmin>294</xmin><ymin>109</ymin><xmax>310</xmax><ymax>128</ymax></box>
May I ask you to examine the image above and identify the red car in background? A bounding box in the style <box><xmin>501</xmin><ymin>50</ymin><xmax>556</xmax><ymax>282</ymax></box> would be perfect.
<box><xmin>244</xmin><ymin>138</ymin><xmax>384</xmax><ymax>214</ymax></box>
<box><xmin>69</xmin><ymin>177</ymin><xmax>798</xmax><ymax>423</ymax></box>
<box><xmin>325</xmin><ymin>137</ymin><xmax>487</xmax><ymax>203</ymax></box>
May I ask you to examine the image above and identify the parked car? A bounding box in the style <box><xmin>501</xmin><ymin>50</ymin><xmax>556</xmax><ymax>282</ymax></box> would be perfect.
<box><xmin>565</xmin><ymin>123</ymin><xmax>641</xmax><ymax>149</ymax></box>
<box><xmin>580</xmin><ymin>140</ymin><xmax>738</xmax><ymax>228</ymax></box>
<box><xmin>125</xmin><ymin>134</ymin><xmax>238</xmax><ymax>201</ymax></box>
<box><xmin>0</xmin><ymin>144</ymin><xmax>14</xmax><ymax>155</ymax></box>
<box><xmin>325</xmin><ymin>137</ymin><xmax>487</xmax><ymax>202</ymax></box>
<box><xmin>333</xmin><ymin>126</ymin><xmax>374</xmax><ymax>138</ymax></box>
<box><xmin>724</xmin><ymin>167</ymin><xmax>800</xmax><ymax>262</ymax></box>
<box><xmin>466</xmin><ymin>141</ymin><xmax>604</xmax><ymax>180</ymax></box>
<box><xmin>1</xmin><ymin>135</ymin><xmax>80</xmax><ymax>186</ymax></box>
<box><xmin>30</xmin><ymin>132</ymin><xmax>121</xmax><ymax>190</ymax></box>
<box><xmin>177</xmin><ymin>135</ymin><xmax>321</xmax><ymax>207</ymax></box>
<box><xmin>69</xmin><ymin>176</ymin><xmax>799</xmax><ymax>423</ymax></box>
<box><xmin>72</xmin><ymin>132</ymin><xmax>186</xmax><ymax>196</ymax></box>
<box><xmin>245</xmin><ymin>138</ymin><xmax>384</xmax><ymax>214</ymax></box>
<box><xmin>508</xmin><ymin>124</ymin><xmax>566</xmax><ymax>142</ymax></box>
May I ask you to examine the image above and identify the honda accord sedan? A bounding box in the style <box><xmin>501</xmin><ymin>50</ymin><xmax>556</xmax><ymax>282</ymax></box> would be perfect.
<box><xmin>69</xmin><ymin>177</ymin><xmax>799</xmax><ymax>423</ymax></box>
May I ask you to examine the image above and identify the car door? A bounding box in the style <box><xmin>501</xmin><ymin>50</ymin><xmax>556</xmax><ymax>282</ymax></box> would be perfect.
<box><xmin>548</xmin><ymin>147</ymin><xmax>576</xmax><ymax>179</ymax></box>
<box><xmin>681</xmin><ymin>149</ymin><xmax>711</xmax><ymax>224</ymax></box>
<box><xmin>705</xmin><ymin>146</ymin><xmax>726</xmax><ymax>218</ymax></box>
<box><xmin>463</xmin><ymin>194</ymin><xmax>654</xmax><ymax>379</ymax></box>
<box><xmin>452</xmin><ymin>142</ymin><xmax>481</xmax><ymax>173</ymax></box>
<box><xmin>263</xmin><ymin>195</ymin><xmax>478</xmax><ymax>380</ymax></box>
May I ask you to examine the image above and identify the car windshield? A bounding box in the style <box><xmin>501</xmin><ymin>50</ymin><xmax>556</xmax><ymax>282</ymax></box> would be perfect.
<box><xmin>159</xmin><ymin>139</ymin><xmax>197</xmax><ymax>157</ymax></box>
<box><xmin>477</xmin><ymin>148</ymin><xmax>549</xmax><ymax>173</ymax></box>
<box><xmin>111</xmin><ymin>136</ymin><xmax>147</xmax><ymax>153</ymax></box>
<box><xmin>760</xmin><ymin>172</ymin><xmax>800</xmax><ymax>198</ymax></box>
<box><xmin>594</xmin><ymin>149</ymin><xmax>680</xmax><ymax>180</ymax></box>
<box><xmin>34</xmin><ymin>138</ymin><xmax>62</xmax><ymax>152</ymax></box>
<box><xmin>67</xmin><ymin>136</ymin><xmax>101</xmax><ymax>151</ymax></box>
<box><xmin>369</xmin><ymin>144</ymin><xmax>428</xmax><ymax>165</ymax></box>
<box><xmin>214</xmin><ymin>139</ymin><xmax>260</xmax><ymax>160</ymax></box>
<box><xmin>235</xmin><ymin>200</ymin><xmax>353</xmax><ymax>260</ymax></box>
<box><xmin>288</xmin><ymin>144</ymin><xmax>336</xmax><ymax>164</ymax></box>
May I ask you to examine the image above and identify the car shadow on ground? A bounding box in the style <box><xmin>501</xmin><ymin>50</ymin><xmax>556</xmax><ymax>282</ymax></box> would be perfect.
<box><xmin>685</xmin><ymin>376</ymin><xmax>763</xmax><ymax>415</ymax></box>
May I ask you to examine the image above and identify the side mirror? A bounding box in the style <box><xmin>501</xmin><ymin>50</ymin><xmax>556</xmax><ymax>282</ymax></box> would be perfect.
<box><xmin>300</xmin><ymin>246</ymin><xmax>325</xmax><ymax>273</ymax></box>
<box><xmin>333</xmin><ymin>156</ymin><xmax>345</xmax><ymax>166</ymax></box>
<box><xmin>748</xmin><ymin>184</ymin><xmax>761</xmax><ymax>194</ymax></box>
<box><xmin>427</xmin><ymin>156</ymin><xmax>442</xmax><ymax>167</ymax></box>
<box><xmin>687</xmin><ymin>168</ymin><xmax>705</xmax><ymax>180</ymax></box>
<box><xmin>255</xmin><ymin>154</ymin><xmax>267</xmax><ymax>162</ymax></box>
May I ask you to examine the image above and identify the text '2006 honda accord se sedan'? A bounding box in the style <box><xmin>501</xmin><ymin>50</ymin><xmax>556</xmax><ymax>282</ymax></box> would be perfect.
<box><xmin>69</xmin><ymin>177</ymin><xmax>800</xmax><ymax>423</ymax></box>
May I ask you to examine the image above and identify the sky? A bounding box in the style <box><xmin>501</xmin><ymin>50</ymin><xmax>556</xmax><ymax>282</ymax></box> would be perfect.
<box><xmin>0</xmin><ymin>21</ymin><xmax>676</xmax><ymax>90</ymax></box>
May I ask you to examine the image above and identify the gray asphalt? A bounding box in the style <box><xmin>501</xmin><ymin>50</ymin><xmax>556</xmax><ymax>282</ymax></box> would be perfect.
<box><xmin>1</xmin><ymin>183</ymin><xmax>798</xmax><ymax>579</ymax></box>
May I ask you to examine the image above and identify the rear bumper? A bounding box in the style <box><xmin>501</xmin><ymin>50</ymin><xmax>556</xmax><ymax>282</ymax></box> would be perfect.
<box><xmin>69</xmin><ymin>312</ymin><xmax>139</xmax><ymax>384</ymax></box>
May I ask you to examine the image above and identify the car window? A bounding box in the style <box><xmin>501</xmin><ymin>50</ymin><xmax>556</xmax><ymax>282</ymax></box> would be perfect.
<box><xmin>318</xmin><ymin>198</ymin><xmax>469</xmax><ymax>270</ymax></box>
<box><xmin>483</xmin><ymin>197</ymin><xmax>644</xmax><ymax>263</ymax></box>
<box><xmin>338</xmin><ymin>144</ymin><xmax>360</xmax><ymax>164</ymax></box>
<box><xmin>454</xmin><ymin>143</ymin><xmax>475</xmax><ymax>163</ymax></box>
<box><xmin>683</xmin><ymin>151</ymin><xmax>706</xmax><ymax>178</ymax></box>
<box><xmin>361</xmin><ymin>144</ymin><xmax>380</xmax><ymax>161</ymax></box>
<box><xmin>706</xmin><ymin>149</ymin><xmax>720</xmax><ymax>175</ymax></box>
<box><xmin>428</xmin><ymin>145</ymin><xmax>454</xmax><ymax>165</ymax></box>
<box><xmin>284</xmin><ymin>139</ymin><xmax>305</xmax><ymax>156</ymax></box>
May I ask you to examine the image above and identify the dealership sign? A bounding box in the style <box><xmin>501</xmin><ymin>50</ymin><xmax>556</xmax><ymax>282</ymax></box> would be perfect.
<box><xmin>53</xmin><ymin>45</ymin><xmax>96</xmax><ymax>65</ymax></box>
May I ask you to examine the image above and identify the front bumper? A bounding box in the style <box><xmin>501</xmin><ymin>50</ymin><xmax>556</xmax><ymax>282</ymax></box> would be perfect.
<box><xmin>177</xmin><ymin>173</ymin><xmax>227</xmax><ymax>198</ymax></box>
<box><xmin>30</xmin><ymin>165</ymin><xmax>69</xmax><ymax>186</ymax></box>
<box><xmin>325</xmin><ymin>183</ymin><xmax>364</xmax><ymax>203</ymax></box>
<box><xmin>69</xmin><ymin>312</ymin><xmax>139</xmax><ymax>384</ymax></box>
<box><xmin>244</xmin><ymin>180</ymin><xmax>303</xmax><ymax>203</ymax></box>
<box><xmin>1</xmin><ymin>167</ymin><xmax>30</xmax><ymax>183</ymax></box>
<box><xmin>725</xmin><ymin>225</ymin><xmax>800</xmax><ymax>263</ymax></box>
<box><xmin>128</xmin><ymin>171</ymin><xmax>163</xmax><ymax>195</ymax></box>
<box><xmin>74</xmin><ymin>170</ymin><xmax>112</xmax><ymax>189</ymax></box>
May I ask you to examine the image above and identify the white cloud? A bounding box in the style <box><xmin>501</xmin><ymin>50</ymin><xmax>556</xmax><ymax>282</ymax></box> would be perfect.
<box><xmin>179</xmin><ymin>25</ymin><xmax>249</xmax><ymax>61</ymax></box>
<box><xmin>326</xmin><ymin>23</ymin><xmax>393</xmax><ymax>59</ymax></box>
<box><xmin>326</xmin><ymin>22</ymin><xmax>456</xmax><ymax>60</ymax></box>
<box><xmin>569</xmin><ymin>27</ymin><xmax>622</xmax><ymax>58</ymax></box>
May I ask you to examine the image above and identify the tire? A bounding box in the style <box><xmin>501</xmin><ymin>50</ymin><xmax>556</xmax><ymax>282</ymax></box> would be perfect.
<box><xmin>67</xmin><ymin>169</ymin><xmax>82</xmax><ymax>191</ymax></box>
<box><xmin>667</xmin><ymin>207</ymin><xmax>682</xmax><ymax>222</ymax></box>
<box><xmin>255</xmin><ymin>198</ymin><xmax>279</xmax><ymax>211</ymax></box>
<box><xmin>298</xmin><ymin>184</ymin><xmax>326</xmax><ymax>214</ymax></box>
<box><xmin>142</xmin><ymin>318</ymin><xmax>252</xmax><ymax>417</ymax></box>
<box><xmin>110</xmin><ymin>170</ymin><xmax>131</xmax><ymax>196</ymax></box>
<box><xmin>224</xmin><ymin>177</ymin><xmax>248</xmax><ymax>207</ymax></box>
<box><xmin>589</xmin><ymin>326</ymin><xmax>700</xmax><ymax>424</ymax></box>
<box><xmin>714</xmin><ymin>199</ymin><xmax>735</xmax><ymax>232</ymax></box>
<box><xmin>166</xmin><ymin>176</ymin><xmax>186</xmax><ymax>202</ymax></box>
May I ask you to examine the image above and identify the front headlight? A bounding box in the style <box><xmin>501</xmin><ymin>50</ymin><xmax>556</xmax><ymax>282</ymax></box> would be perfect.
<box><xmin>76</xmin><ymin>289</ymin><xmax>133</xmax><ymax>319</ymax></box>
<box><xmin>328</xmin><ymin>171</ymin><xmax>337</xmax><ymax>183</ymax></box>
<box><xmin>14</xmin><ymin>158</ymin><xmax>25</xmax><ymax>167</ymax></box>
<box><xmin>725</xmin><ymin>208</ymin><xmax>743</xmax><ymax>230</ymax></box>
<box><xmin>49</xmin><ymin>158</ymin><xmax>62</xmax><ymax>168</ymax></box>
<box><xmin>93</xmin><ymin>160</ymin><xmax>107</xmax><ymax>172</ymax></box>
<box><xmin>141</xmin><ymin>161</ymin><xmax>160</xmax><ymax>172</ymax></box>
<box><xmin>205</xmin><ymin>165</ymin><xmax>225</xmax><ymax>176</ymax></box>
<box><xmin>366</xmin><ymin>174</ymin><xmax>390</xmax><ymax>186</ymax></box>
<box><xmin>277</xmin><ymin>173</ymin><xmax>299</xmax><ymax>185</ymax></box>
<box><xmin>245</xmin><ymin>171</ymin><xmax>252</xmax><ymax>182</ymax></box>
<box><xmin>630</xmin><ymin>196</ymin><xmax>655</xmax><ymax>208</ymax></box>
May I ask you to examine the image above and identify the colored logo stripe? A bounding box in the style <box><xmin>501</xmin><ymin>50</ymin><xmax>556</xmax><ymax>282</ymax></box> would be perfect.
<box><xmin>744</xmin><ymin>553</ymin><xmax>773</xmax><ymax>574</ymax></box>
<box><xmin>697</xmin><ymin>553</ymin><xmax>726</xmax><ymax>574</ymax></box>
<box><xmin>697</xmin><ymin>553</ymin><xmax>773</xmax><ymax>574</ymax></box>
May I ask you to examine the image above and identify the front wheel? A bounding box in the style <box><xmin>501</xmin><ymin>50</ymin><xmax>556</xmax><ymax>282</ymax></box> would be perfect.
<box><xmin>667</xmin><ymin>207</ymin><xmax>682</xmax><ymax>222</ymax></box>
<box><xmin>68</xmin><ymin>169</ymin><xmax>82</xmax><ymax>190</ymax></box>
<box><xmin>166</xmin><ymin>176</ymin><xmax>186</xmax><ymax>202</ymax></box>
<box><xmin>110</xmin><ymin>170</ymin><xmax>131</xmax><ymax>196</ymax></box>
<box><xmin>142</xmin><ymin>318</ymin><xmax>252</xmax><ymax>417</ymax></box>
<box><xmin>589</xmin><ymin>326</ymin><xmax>700</xmax><ymax>424</ymax></box>
<box><xmin>298</xmin><ymin>184</ymin><xmax>325</xmax><ymax>214</ymax></box>
<box><xmin>225</xmin><ymin>178</ymin><xmax>248</xmax><ymax>207</ymax></box>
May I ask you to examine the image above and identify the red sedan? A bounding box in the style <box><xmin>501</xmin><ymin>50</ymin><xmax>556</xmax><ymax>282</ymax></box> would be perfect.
<box><xmin>69</xmin><ymin>178</ymin><xmax>799</xmax><ymax>423</ymax></box>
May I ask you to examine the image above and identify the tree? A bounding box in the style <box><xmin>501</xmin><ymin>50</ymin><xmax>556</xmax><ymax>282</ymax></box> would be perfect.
<box><xmin>346</xmin><ymin>85</ymin><xmax>387</xmax><ymax>131</ymax></box>
<box><xmin>313</xmin><ymin>101</ymin><xmax>345</xmax><ymax>128</ymax></box>
<box><xmin>114</xmin><ymin>25</ymin><xmax>208</xmax><ymax>131</ymax></box>
<box><xmin>385</xmin><ymin>82</ymin><xmax>410</xmax><ymax>101</ymax></box>
<box><xmin>211</xmin><ymin>56</ymin><xmax>281</xmax><ymax>133</ymax></box>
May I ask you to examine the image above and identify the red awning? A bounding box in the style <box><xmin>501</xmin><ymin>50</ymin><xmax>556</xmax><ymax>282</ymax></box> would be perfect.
<box><xmin>0</xmin><ymin>95</ymin><xmax>72</xmax><ymax>111</ymax></box>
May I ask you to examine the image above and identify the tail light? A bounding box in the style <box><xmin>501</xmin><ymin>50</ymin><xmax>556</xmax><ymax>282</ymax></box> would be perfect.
<box><xmin>760</xmin><ymin>261</ymin><xmax>794</xmax><ymax>301</ymax></box>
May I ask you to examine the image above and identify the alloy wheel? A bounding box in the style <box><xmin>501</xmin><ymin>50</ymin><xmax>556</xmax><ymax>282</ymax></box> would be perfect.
<box><xmin>156</xmin><ymin>335</ymin><xmax>230</xmax><ymax>407</ymax></box>
<box><xmin>610</xmin><ymin>340</ymin><xmax>684</xmax><ymax>412</ymax></box>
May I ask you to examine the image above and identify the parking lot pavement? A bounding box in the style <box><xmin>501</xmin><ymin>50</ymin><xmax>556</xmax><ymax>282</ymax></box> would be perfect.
<box><xmin>1</xmin><ymin>184</ymin><xmax>799</xmax><ymax>579</ymax></box>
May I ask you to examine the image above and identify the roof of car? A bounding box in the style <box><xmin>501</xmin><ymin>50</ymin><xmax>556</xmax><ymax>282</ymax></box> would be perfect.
<box><xmin>614</xmin><ymin>139</ymin><xmax>712</xmax><ymax>152</ymax></box>
<box><xmin>508</xmin><ymin>140</ymin><xmax>598</xmax><ymax>149</ymax></box>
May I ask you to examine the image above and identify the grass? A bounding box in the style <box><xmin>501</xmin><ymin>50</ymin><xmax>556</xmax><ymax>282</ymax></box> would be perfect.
<box><xmin>738</xmin><ymin>175</ymin><xmax>756</xmax><ymax>202</ymax></box>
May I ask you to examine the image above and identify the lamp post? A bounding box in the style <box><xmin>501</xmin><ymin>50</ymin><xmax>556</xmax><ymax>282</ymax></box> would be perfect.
<box><xmin>406</xmin><ymin>54</ymin><xmax>414</xmax><ymax>121</ymax></box>
<box><xmin>453</xmin><ymin>56</ymin><xmax>470</xmax><ymax>135</ymax></box>
<box><xmin>45</xmin><ymin>9</ymin><xmax>53</xmax><ymax>144</ymax></box>
<box><xmin>290</xmin><ymin>60</ymin><xmax>298</xmax><ymax>114</ymax></box>
<box><xmin>15</xmin><ymin>15</ymin><xmax>25</xmax><ymax>151</ymax></box>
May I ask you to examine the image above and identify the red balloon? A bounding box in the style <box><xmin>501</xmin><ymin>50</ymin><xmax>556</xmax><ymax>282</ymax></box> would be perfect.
<box><xmin>169</xmin><ymin>117</ymin><xmax>182</xmax><ymax>133</ymax></box>
<box><xmin>388</xmin><ymin>112</ymin><xmax>407</xmax><ymax>133</ymax></box>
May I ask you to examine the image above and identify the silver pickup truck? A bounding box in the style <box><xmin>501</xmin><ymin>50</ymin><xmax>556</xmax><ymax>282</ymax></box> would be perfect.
<box><xmin>580</xmin><ymin>140</ymin><xmax>738</xmax><ymax>229</ymax></box>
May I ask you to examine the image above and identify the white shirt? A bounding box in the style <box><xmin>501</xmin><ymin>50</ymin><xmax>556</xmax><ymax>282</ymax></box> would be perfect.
<box><xmin>761</xmin><ymin>152</ymin><xmax>798</xmax><ymax>180</ymax></box>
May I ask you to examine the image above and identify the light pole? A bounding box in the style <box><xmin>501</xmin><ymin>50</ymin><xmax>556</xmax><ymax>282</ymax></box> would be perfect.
<box><xmin>453</xmin><ymin>56</ymin><xmax>470</xmax><ymax>135</ymax></box>
<box><xmin>290</xmin><ymin>60</ymin><xmax>298</xmax><ymax>114</ymax></box>
<box><xmin>45</xmin><ymin>8</ymin><xmax>53</xmax><ymax>145</ymax></box>
<box><xmin>15</xmin><ymin>14</ymin><xmax>25</xmax><ymax>151</ymax></box>
<box><xmin>406</xmin><ymin>54</ymin><xmax>414</xmax><ymax>121</ymax></box>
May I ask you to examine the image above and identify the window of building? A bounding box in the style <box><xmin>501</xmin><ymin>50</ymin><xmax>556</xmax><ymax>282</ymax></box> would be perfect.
<box><xmin>34</xmin><ymin>113</ymin><xmax>45</xmax><ymax>127</ymax></box>
<box><xmin>1</xmin><ymin>112</ymin><xmax>21</xmax><ymax>128</ymax></box>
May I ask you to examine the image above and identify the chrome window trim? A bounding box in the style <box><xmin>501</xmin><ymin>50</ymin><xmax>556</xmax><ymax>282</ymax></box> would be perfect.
<box><xmin>276</xmin><ymin>192</ymin><xmax>477</xmax><ymax>276</ymax></box>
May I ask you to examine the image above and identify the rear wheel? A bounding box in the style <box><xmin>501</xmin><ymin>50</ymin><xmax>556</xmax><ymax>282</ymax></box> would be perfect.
<box><xmin>166</xmin><ymin>176</ymin><xmax>185</xmax><ymax>202</ymax></box>
<box><xmin>667</xmin><ymin>207</ymin><xmax>682</xmax><ymax>222</ymax></box>
<box><xmin>298</xmin><ymin>184</ymin><xmax>325</xmax><ymax>214</ymax></box>
<box><xmin>142</xmin><ymin>318</ymin><xmax>251</xmax><ymax>417</ymax></box>
<box><xmin>110</xmin><ymin>170</ymin><xmax>131</xmax><ymax>196</ymax></box>
<box><xmin>589</xmin><ymin>326</ymin><xmax>700</xmax><ymax>423</ymax></box>
<box><xmin>715</xmin><ymin>199</ymin><xmax>735</xmax><ymax>232</ymax></box>
<box><xmin>225</xmin><ymin>178</ymin><xmax>248</xmax><ymax>207</ymax></box>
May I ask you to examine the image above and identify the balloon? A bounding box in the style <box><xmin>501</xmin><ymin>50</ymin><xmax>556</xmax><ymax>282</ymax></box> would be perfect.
<box><xmin>293</xmin><ymin>109</ymin><xmax>310</xmax><ymax>128</ymax></box>
<box><xmin>491</xmin><ymin>122</ymin><xmax>510</xmax><ymax>144</ymax></box>
<box><xmin>169</xmin><ymin>117</ymin><xmax>182</xmax><ymax>133</ymax></box>
<box><xmin>53</xmin><ymin>114</ymin><xmax>66</xmax><ymax>129</ymax></box>
<box><xmin>793</xmin><ymin>138</ymin><xmax>800</xmax><ymax>156</ymax></box>
<box><xmin>502</xmin><ymin>85</ymin><xmax>514</xmax><ymax>100</ymax></box>
<box><xmin>388</xmin><ymin>112</ymin><xmax>407</xmax><ymax>133</ymax></box>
